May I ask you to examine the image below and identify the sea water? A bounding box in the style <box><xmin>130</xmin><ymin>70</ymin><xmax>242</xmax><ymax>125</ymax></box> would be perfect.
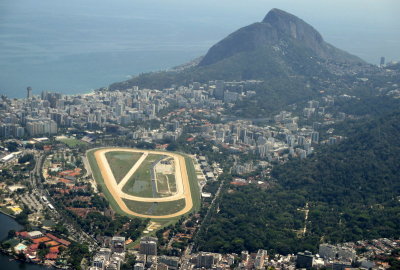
<box><xmin>0</xmin><ymin>0</ymin><xmax>399</xmax><ymax>98</ymax></box>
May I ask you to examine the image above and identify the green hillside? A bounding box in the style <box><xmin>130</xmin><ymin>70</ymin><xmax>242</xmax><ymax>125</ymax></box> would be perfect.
<box><xmin>195</xmin><ymin>111</ymin><xmax>400</xmax><ymax>254</ymax></box>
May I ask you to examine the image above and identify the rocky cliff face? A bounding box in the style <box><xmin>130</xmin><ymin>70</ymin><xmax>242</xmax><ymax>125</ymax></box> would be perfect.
<box><xmin>199</xmin><ymin>8</ymin><xmax>364</xmax><ymax>66</ymax></box>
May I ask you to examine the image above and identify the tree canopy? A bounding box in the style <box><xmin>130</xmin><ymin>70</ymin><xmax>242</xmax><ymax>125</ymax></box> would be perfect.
<box><xmin>196</xmin><ymin>110</ymin><xmax>400</xmax><ymax>254</ymax></box>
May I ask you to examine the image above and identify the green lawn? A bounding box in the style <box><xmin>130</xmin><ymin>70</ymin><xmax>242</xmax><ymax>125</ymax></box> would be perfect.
<box><xmin>123</xmin><ymin>198</ymin><xmax>186</xmax><ymax>216</ymax></box>
<box><xmin>0</xmin><ymin>207</ymin><xmax>14</xmax><ymax>216</ymax></box>
<box><xmin>156</xmin><ymin>173</ymin><xmax>170</xmax><ymax>194</ymax></box>
<box><xmin>183</xmin><ymin>155</ymin><xmax>201</xmax><ymax>213</ymax></box>
<box><xmin>3</xmin><ymin>238</ymin><xmax>20</xmax><ymax>247</ymax></box>
<box><xmin>167</xmin><ymin>174</ymin><xmax>177</xmax><ymax>193</ymax></box>
<box><xmin>105</xmin><ymin>151</ymin><xmax>143</xmax><ymax>184</ymax></box>
<box><xmin>121</xmin><ymin>154</ymin><xmax>165</xmax><ymax>198</ymax></box>
<box><xmin>58</xmin><ymin>138</ymin><xmax>87</xmax><ymax>148</ymax></box>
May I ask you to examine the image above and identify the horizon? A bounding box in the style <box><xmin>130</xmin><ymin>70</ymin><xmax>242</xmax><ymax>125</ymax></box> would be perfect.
<box><xmin>1</xmin><ymin>0</ymin><xmax>399</xmax><ymax>98</ymax></box>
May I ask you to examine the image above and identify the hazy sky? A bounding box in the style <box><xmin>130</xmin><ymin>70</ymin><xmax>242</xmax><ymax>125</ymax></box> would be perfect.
<box><xmin>1</xmin><ymin>0</ymin><xmax>399</xmax><ymax>63</ymax></box>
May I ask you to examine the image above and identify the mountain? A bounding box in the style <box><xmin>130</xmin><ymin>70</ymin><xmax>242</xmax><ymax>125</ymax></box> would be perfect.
<box><xmin>110</xmin><ymin>9</ymin><xmax>367</xmax><ymax>88</ymax></box>
<box><xmin>195</xmin><ymin>110</ymin><xmax>400</xmax><ymax>254</ymax></box>
<box><xmin>109</xmin><ymin>9</ymin><xmax>372</xmax><ymax>116</ymax></box>
<box><xmin>199</xmin><ymin>8</ymin><xmax>363</xmax><ymax>67</ymax></box>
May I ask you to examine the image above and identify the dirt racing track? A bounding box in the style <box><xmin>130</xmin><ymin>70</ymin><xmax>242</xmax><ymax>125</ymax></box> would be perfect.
<box><xmin>89</xmin><ymin>148</ymin><xmax>194</xmax><ymax>219</ymax></box>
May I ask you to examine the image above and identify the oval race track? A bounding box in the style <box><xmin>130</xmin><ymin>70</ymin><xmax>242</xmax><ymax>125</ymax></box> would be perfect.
<box><xmin>90</xmin><ymin>148</ymin><xmax>194</xmax><ymax>218</ymax></box>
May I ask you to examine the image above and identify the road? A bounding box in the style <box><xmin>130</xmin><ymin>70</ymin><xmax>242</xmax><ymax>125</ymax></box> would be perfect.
<box><xmin>150</xmin><ymin>158</ymin><xmax>159</xmax><ymax>198</ymax></box>
<box><xmin>192</xmin><ymin>178</ymin><xmax>225</xmax><ymax>252</ymax></box>
<box><xmin>81</xmin><ymin>155</ymin><xmax>92</xmax><ymax>178</ymax></box>
<box><xmin>29</xmin><ymin>152</ymin><xmax>97</xmax><ymax>246</ymax></box>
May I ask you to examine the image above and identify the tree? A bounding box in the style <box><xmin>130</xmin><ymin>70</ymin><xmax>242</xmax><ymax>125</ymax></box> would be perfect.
<box><xmin>15</xmin><ymin>208</ymin><xmax>30</xmax><ymax>226</ymax></box>
<box><xmin>121</xmin><ymin>254</ymin><xmax>136</xmax><ymax>270</ymax></box>
<box><xmin>166</xmin><ymin>142</ymin><xmax>178</xmax><ymax>151</ymax></box>
<box><xmin>38</xmin><ymin>242</ymin><xmax>47</xmax><ymax>250</ymax></box>
<box><xmin>55</xmin><ymin>223</ymin><xmax>68</xmax><ymax>235</ymax></box>
<box><xmin>18</xmin><ymin>153</ymin><xmax>34</xmax><ymax>164</ymax></box>
<box><xmin>7</xmin><ymin>229</ymin><xmax>16</xmax><ymax>239</ymax></box>
<box><xmin>5</xmin><ymin>141</ymin><xmax>19</xmax><ymax>152</ymax></box>
<box><xmin>196</xmin><ymin>111</ymin><xmax>400</xmax><ymax>254</ymax></box>
<box><xmin>68</xmin><ymin>242</ymin><xmax>89</xmax><ymax>270</ymax></box>
<box><xmin>1</xmin><ymin>242</ymin><xmax>11</xmax><ymax>249</ymax></box>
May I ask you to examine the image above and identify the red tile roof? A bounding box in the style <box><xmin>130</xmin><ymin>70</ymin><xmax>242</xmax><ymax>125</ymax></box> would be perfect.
<box><xmin>46</xmin><ymin>233</ymin><xmax>71</xmax><ymax>246</ymax></box>
<box><xmin>58</xmin><ymin>178</ymin><xmax>72</xmax><ymax>184</ymax></box>
<box><xmin>230</xmin><ymin>181</ymin><xmax>248</xmax><ymax>186</ymax></box>
<box><xmin>16</xmin><ymin>231</ymin><xmax>29</xmax><ymax>238</ymax></box>
<box><xmin>32</xmin><ymin>237</ymin><xmax>51</xmax><ymax>244</ymax></box>
<box><xmin>72</xmin><ymin>185</ymin><xmax>87</xmax><ymax>190</ymax></box>
<box><xmin>49</xmin><ymin>246</ymin><xmax>59</xmax><ymax>253</ymax></box>
<box><xmin>29</xmin><ymin>243</ymin><xmax>39</xmax><ymax>251</ymax></box>
<box><xmin>45</xmin><ymin>253</ymin><xmax>58</xmax><ymax>260</ymax></box>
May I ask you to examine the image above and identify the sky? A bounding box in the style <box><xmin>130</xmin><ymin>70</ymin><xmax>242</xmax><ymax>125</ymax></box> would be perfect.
<box><xmin>1</xmin><ymin>0</ymin><xmax>399</xmax><ymax>62</ymax></box>
<box><xmin>0</xmin><ymin>0</ymin><xmax>399</xmax><ymax>97</ymax></box>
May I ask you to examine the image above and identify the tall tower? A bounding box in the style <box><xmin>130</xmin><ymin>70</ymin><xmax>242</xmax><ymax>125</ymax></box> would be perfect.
<box><xmin>214</xmin><ymin>80</ymin><xmax>225</xmax><ymax>99</ymax></box>
<box><xmin>380</xmin><ymin>56</ymin><xmax>385</xmax><ymax>67</ymax></box>
<box><xmin>27</xmin><ymin>86</ymin><xmax>32</xmax><ymax>99</ymax></box>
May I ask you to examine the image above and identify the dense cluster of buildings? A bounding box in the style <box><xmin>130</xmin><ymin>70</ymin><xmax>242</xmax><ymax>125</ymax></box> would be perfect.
<box><xmin>87</xmin><ymin>236</ymin><xmax>399</xmax><ymax>269</ymax></box>
<box><xmin>0</xmin><ymin>80</ymin><xmax>260</xmax><ymax>140</ymax></box>
<box><xmin>2</xmin><ymin>78</ymin><xmax>396</xmax><ymax>270</ymax></box>
<box><xmin>0</xmin><ymin>81</ymin><xmax>348</xmax><ymax>171</ymax></box>
<box><xmin>90</xmin><ymin>236</ymin><xmax>127</xmax><ymax>270</ymax></box>
<box><xmin>0</xmin><ymin>80</ymin><xmax>254</xmax><ymax>133</ymax></box>
<box><xmin>291</xmin><ymin>239</ymin><xmax>400</xmax><ymax>270</ymax></box>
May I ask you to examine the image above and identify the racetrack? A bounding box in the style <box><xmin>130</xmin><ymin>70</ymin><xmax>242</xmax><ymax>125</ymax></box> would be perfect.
<box><xmin>91</xmin><ymin>148</ymin><xmax>193</xmax><ymax>219</ymax></box>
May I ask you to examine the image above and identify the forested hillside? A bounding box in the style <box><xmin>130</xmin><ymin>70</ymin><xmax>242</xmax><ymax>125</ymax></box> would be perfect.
<box><xmin>195</xmin><ymin>111</ymin><xmax>400</xmax><ymax>254</ymax></box>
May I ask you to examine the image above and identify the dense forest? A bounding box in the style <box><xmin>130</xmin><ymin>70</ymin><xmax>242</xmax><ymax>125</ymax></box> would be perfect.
<box><xmin>195</xmin><ymin>110</ymin><xmax>400</xmax><ymax>254</ymax></box>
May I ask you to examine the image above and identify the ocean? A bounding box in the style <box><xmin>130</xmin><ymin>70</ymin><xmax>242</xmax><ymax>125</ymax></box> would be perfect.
<box><xmin>1</xmin><ymin>0</ymin><xmax>399</xmax><ymax>98</ymax></box>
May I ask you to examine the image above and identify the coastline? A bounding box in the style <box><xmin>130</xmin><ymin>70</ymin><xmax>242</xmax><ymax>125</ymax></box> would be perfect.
<box><xmin>0</xmin><ymin>248</ymin><xmax>55</xmax><ymax>269</ymax></box>
<box><xmin>0</xmin><ymin>212</ymin><xmax>55</xmax><ymax>269</ymax></box>
<box><xmin>0</xmin><ymin>209</ymin><xmax>16</xmax><ymax>219</ymax></box>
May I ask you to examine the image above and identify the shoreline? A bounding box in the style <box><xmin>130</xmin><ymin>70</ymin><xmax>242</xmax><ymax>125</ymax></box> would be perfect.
<box><xmin>4</xmin><ymin>89</ymin><xmax>98</xmax><ymax>100</ymax></box>
<box><xmin>0</xmin><ymin>249</ymin><xmax>55</xmax><ymax>269</ymax></box>
<box><xmin>0</xmin><ymin>212</ymin><xmax>56</xmax><ymax>269</ymax></box>
<box><xmin>0</xmin><ymin>209</ymin><xmax>16</xmax><ymax>219</ymax></box>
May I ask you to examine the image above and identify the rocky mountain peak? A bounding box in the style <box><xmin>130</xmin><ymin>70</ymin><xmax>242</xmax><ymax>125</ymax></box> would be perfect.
<box><xmin>262</xmin><ymin>8</ymin><xmax>323</xmax><ymax>45</ymax></box>
<box><xmin>197</xmin><ymin>8</ymin><xmax>364</xmax><ymax>67</ymax></box>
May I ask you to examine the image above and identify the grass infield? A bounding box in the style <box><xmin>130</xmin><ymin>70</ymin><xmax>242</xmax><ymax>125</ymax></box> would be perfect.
<box><xmin>121</xmin><ymin>154</ymin><xmax>165</xmax><ymax>197</ymax></box>
<box><xmin>123</xmin><ymin>198</ymin><xmax>186</xmax><ymax>216</ymax></box>
<box><xmin>105</xmin><ymin>151</ymin><xmax>143</xmax><ymax>184</ymax></box>
<box><xmin>87</xmin><ymin>148</ymin><xmax>201</xmax><ymax>222</ymax></box>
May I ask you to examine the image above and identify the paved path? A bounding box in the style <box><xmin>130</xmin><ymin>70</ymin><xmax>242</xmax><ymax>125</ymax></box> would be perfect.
<box><xmin>150</xmin><ymin>159</ymin><xmax>159</xmax><ymax>198</ymax></box>
<box><xmin>82</xmin><ymin>155</ymin><xmax>92</xmax><ymax>178</ymax></box>
<box><xmin>91</xmin><ymin>148</ymin><xmax>193</xmax><ymax>219</ymax></box>
<box><xmin>117</xmin><ymin>152</ymin><xmax>148</xmax><ymax>188</ymax></box>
